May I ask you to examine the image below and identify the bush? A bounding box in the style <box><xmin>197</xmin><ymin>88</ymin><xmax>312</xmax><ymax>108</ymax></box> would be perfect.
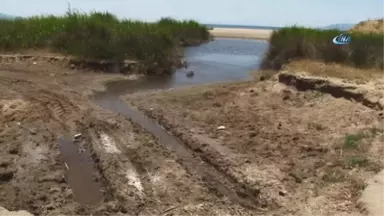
<box><xmin>261</xmin><ymin>26</ymin><xmax>383</xmax><ymax>70</ymax></box>
<box><xmin>0</xmin><ymin>11</ymin><xmax>209</xmax><ymax>65</ymax></box>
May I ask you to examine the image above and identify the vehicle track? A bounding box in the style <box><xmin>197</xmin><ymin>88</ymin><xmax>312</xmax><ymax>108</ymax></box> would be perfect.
<box><xmin>0</xmin><ymin>69</ymin><xmax>264</xmax><ymax>212</ymax></box>
<box><xmin>93</xmin><ymin>96</ymin><xmax>265</xmax><ymax>210</ymax></box>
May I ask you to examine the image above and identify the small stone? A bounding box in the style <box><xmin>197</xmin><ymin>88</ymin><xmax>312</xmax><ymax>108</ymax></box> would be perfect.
<box><xmin>279</xmin><ymin>190</ymin><xmax>287</xmax><ymax>196</ymax></box>
<box><xmin>0</xmin><ymin>170</ymin><xmax>14</xmax><ymax>183</ymax></box>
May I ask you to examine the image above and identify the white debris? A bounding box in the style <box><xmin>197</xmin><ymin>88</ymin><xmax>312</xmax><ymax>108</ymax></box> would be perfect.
<box><xmin>16</xmin><ymin>122</ymin><xmax>21</xmax><ymax>125</ymax></box>
<box><xmin>125</xmin><ymin>169</ymin><xmax>144</xmax><ymax>193</ymax></box>
<box><xmin>100</xmin><ymin>133</ymin><xmax>121</xmax><ymax>154</ymax></box>
<box><xmin>149</xmin><ymin>107</ymin><xmax>154</xmax><ymax>111</ymax></box>
<box><xmin>64</xmin><ymin>162</ymin><xmax>69</xmax><ymax>170</ymax></box>
<box><xmin>217</xmin><ymin>125</ymin><xmax>226</xmax><ymax>130</ymax></box>
<box><xmin>74</xmin><ymin>133</ymin><xmax>82</xmax><ymax>139</ymax></box>
<box><xmin>0</xmin><ymin>206</ymin><xmax>33</xmax><ymax>216</ymax></box>
<box><xmin>32</xmin><ymin>62</ymin><xmax>37</xmax><ymax>65</ymax></box>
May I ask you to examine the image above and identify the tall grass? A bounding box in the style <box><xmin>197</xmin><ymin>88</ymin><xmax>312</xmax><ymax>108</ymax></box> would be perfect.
<box><xmin>0</xmin><ymin>11</ymin><xmax>209</xmax><ymax>71</ymax></box>
<box><xmin>261</xmin><ymin>26</ymin><xmax>383</xmax><ymax>70</ymax></box>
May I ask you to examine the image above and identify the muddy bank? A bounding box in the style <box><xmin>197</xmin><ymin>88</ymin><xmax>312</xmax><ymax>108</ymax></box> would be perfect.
<box><xmin>0</xmin><ymin>53</ymin><xmax>188</xmax><ymax>76</ymax></box>
<box><xmin>125</xmin><ymin>73</ymin><xmax>383</xmax><ymax>215</ymax></box>
<box><xmin>0</xmin><ymin>58</ymin><xmax>260</xmax><ymax>215</ymax></box>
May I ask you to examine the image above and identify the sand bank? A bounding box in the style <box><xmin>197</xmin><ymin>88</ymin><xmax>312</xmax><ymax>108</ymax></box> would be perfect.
<box><xmin>209</xmin><ymin>27</ymin><xmax>273</xmax><ymax>40</ymax></box>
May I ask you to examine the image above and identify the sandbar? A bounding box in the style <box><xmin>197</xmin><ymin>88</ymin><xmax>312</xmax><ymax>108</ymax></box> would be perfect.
<box><xmin>209</xmin><ymin>27</ymin><xmax>274</xmax><ymax>40</ymax></box>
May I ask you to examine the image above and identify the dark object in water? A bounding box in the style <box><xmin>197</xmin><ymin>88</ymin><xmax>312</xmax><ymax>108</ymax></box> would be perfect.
<box><xmin>186</xmin><ymin>70</ymin><xmax>194</xmax><ymax>77</ymax></box>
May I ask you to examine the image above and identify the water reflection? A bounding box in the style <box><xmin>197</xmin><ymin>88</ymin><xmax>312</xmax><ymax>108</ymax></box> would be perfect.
<box><xmin>98</xmin><ymin>38</ymin><xmax>269</xmax><ymax>97</ymax></box>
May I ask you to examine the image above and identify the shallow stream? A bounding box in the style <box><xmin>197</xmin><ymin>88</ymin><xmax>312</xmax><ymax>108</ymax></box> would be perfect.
<box><xmin>61</xmin><ymin>38</ymin><xmax>269</xmax><ymax>207</ymax></box>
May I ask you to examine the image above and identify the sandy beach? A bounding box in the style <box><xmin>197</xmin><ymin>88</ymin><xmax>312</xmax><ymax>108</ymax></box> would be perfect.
<box><xmin>209</xmin><ymin>27</ymin><xmax>273</xmax><ymax>40</ymax></box>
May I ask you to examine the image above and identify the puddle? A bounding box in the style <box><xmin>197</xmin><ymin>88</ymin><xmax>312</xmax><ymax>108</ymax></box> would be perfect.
<box><xmin>58</xmin><ymin>137</ymin><xmax>103</xmax><ymax>206</ymax></box>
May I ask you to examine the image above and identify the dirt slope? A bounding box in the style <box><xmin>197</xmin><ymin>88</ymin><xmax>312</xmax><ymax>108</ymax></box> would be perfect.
<box><xmin>350</xmin><ymin>19</ymin><xmax>384</xmax><ymax>34</ymax></box>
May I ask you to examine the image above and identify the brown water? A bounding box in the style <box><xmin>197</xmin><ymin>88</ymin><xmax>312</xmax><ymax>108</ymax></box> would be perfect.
<box><xmin>59</xmin><ymin>137</ymin><xmax>103</xmax><ymax>206</ymax></box>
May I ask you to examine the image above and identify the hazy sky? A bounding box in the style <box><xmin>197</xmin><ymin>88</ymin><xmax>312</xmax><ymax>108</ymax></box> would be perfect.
<box><xmin>3</xmin><ymin>0</ymin><xmax>384</xmax><ymax>27</ymax></box>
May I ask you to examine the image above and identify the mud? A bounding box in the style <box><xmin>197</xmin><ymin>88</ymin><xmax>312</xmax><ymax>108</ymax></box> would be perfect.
<box><xmin>94</xmin><ymin>96</ymin><xmax>262</xmax><ymax>210</ymax></box>
<box><xmin>1</xmin><ymin>52</ymin><xmax>382</xmax><ymax>216</ymax></box>
<box><xmin>125</xmin><ymin>74</ymin><xmax>383</xmax><ymax>215</ymax></box>
<box><xmin>58</xmin><ymin>137</ymin><xmax>103</xmax><ymax>206</ymax></box>
<box><xmin>0</xmin><ymin>56</ymin><xmax>260</xmax><ymax>215</ymax></box>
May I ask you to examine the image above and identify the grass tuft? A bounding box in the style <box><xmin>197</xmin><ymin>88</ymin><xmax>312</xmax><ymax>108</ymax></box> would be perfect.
<box><xmin>343</xmin><ymin>133</ymin><xmax>365</xmax><ymax>149</ymax></box>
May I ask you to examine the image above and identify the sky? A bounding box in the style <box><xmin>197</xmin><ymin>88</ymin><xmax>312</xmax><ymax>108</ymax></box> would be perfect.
<box><xmin>2</xmin><ymin>0</ymin><xmax>384</xmax><ymax>27</ymax></box>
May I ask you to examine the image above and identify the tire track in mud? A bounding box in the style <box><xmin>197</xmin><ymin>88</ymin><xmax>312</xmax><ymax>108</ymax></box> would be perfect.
<box><xmin>93</xmin><ymin>96</ymin><xmax>264</xmax><ymax>210</ymax></box>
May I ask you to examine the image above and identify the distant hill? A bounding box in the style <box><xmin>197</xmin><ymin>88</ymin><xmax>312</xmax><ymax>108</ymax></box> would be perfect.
<box><xmin>0</xmin><ymin>13</ymin><xmax>20</xmax><ymax>20</ymax></box>
<box><xmin>350</xmin><ymin>19</ymin><xmax>383</xmax><ymax>34</ymax></box>
<box><xmin>322</xmin><ymin>23</ymin><xmax>355</xmax><ymax>31</ymax></box>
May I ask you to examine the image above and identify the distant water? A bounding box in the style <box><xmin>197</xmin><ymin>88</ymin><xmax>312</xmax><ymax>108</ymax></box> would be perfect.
<box><xmin>100</xmin><ymin>38</ymin><xmax>269</xmax><ymax>96</ymax></box>
<box><xmin>206</xmin><ymin>23</ymin><xmax>281</xmax><ymax>30</ymax></box>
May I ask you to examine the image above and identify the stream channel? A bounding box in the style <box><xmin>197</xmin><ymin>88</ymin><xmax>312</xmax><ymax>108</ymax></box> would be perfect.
<box><xmin>60</xmin><ymin>38</ymin><xmax>269</xmax><ymax>207</ymax></box>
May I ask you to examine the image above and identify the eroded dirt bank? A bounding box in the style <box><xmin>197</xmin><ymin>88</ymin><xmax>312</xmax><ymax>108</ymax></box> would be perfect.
<box><xmin>125</xmin><ymin>70</ymin><xmax>383</xmax><ymax>215</ymax></box>
<box><xmin>0</xmin><ymin>57</ymin><xmax>257</xmax><ymax>215</ymax></box>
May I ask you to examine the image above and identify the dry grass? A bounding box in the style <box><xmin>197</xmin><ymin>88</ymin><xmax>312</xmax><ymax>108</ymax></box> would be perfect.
<box><xmin>350</xmin><ymin>19</ymin><xmax>384</xmax><ymax>34</ymax></box>
<box><xmin>283</xmin><ymin>60</ymin><xmax>383</xmax><ymax>82</ymax></box>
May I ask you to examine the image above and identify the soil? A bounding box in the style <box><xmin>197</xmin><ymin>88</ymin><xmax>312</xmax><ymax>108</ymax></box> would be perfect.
<box><xmin>0</xmin><ymin>55</ymin><xmax>257</xmax><ymax>215</ymax></box>
<box><xmin>1</xmin><ymin>53</ymin><xmax>382</xmax><ymax>216</ymax></box>
<box><xmin>125</xmin><ymin>73</ymin><xmax>384</xmax><ymax>215</ymax></box>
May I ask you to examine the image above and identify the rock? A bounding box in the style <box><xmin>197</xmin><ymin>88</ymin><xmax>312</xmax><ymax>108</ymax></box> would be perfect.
<box><xmin>279</xmin><ymin>190</ymin><xmax>287</xmax><ymax>196</ymax></box>
<box><xmin>0</xmin><ymin>170</ymin><xmax>14</xmax><ymax>183</ymax></box>
<box><xmin>186</xmin><ymin>70</ymin><xmax>194</xmax><ymax>77</ymax></box>
<box><xmin>0</xmin><ymin>206</ymin><xmax>33</xmax><ymax>216</ymax></box>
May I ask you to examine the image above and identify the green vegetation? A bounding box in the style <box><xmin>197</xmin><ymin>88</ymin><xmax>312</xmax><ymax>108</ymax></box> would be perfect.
<box><xmin>261</xmin><ymin>26</ymin><xmax>383</xmax><ymax>70</ymax></box>
<box><xmin>343</xmin><ymin>132</ymin><xmax>365</xmax><ymax>149</ymax></box>
<box><xmin>348</xmin><ymin>155</ymin><xmax>369</xmax><ymax>167</ymax></box>
<box><xmin>0</xmin><ymin>11</ymin><xmax>209</xmax><ymax>73</ymax></box>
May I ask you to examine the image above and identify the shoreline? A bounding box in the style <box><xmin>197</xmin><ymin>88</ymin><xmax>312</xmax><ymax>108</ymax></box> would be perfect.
<box><xmin>209</xmin><ymin>27</ymin><xmax>273</xmax><ymax>40</ymax></box>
